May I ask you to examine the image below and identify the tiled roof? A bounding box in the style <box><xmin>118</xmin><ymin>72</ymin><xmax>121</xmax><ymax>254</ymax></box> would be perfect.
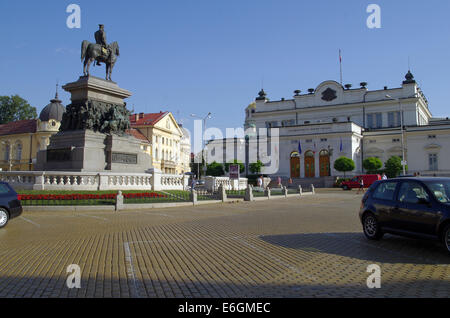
<box><xmin>126</xmin><ymin>128</ymin><xmax>150</xmax><ymax>143</ymax></box>
<box><xmin>130</xmin><ymin>111</ymin><xmax>168</xmax><ymax>127</ymax></box>
<box><xmin>0</xmin><ymin>120</ymin><xmax>37</xmax><ymax>136</ymax></box>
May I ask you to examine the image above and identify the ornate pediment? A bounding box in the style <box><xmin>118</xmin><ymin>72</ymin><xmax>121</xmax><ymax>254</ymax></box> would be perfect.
<box><xmin>387</xmin><ymin>146</ymin><xmax>403</xmax><ymax>153</ymax></box>
<box><xmin>424</xmin><ymin>143</ymin><xmax>441</xmax><ymax>151</ymax></box>
<box><xmin>321</xmin><ymin>88</ymin><xmax>337</xmax><ymax>102</ymax></box>
<box><xmin>365</xmin><ymin>147</ymin><xmax>384</xmax><ymax>155</ymax></box>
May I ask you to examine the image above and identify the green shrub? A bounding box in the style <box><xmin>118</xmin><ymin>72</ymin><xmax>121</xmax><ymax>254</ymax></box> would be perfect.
<box><xmin>363</xmin><ymin>157</ymin><xmax>383</xmax><ymax>174</ymax></box>
<box><xmin>334</xmin><ymin>157</ymin><xmax>355</xmax><ymax>177</ymax></box>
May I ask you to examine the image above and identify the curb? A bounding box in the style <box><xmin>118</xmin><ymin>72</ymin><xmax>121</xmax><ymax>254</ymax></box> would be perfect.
<box><xmin>22</xmin><ymin>193</ymin><xmax>315</xmax><ymax>213</ymax></box>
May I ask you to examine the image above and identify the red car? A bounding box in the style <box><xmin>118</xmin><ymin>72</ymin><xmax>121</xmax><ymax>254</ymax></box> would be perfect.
<box><xmin>341</xmin><ymin>174</ymin><xmax>382</xmax><ymax>190</ymax></box>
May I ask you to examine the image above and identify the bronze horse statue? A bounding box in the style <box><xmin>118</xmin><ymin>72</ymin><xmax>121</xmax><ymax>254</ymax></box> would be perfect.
<box><xmin>81</xmin><ymin>41</ymin><xmax>120</xmax><ymax>81</ymax></box>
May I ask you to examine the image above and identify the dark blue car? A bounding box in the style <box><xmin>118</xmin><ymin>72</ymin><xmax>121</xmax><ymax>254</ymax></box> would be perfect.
<box><xmin>0</xmin><ymin>182</ymin><xmax>22</xmax><ymax>228</ymax></box>
<box><xmin>359</xmin><ymin>177</ymin><xmax>450</xmax><ymax>254</ymax></box>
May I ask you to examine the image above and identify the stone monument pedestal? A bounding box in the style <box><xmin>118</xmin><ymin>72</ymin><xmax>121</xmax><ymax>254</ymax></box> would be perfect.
<box><xmin>35</xmin><ymin>76</ymin><xmax>152</xmax><ymax>173</ymax></box>
<box><xmin>36</xmin><ymin>130</ymin><xmax>151</xmax><ymax>173</ymax></box>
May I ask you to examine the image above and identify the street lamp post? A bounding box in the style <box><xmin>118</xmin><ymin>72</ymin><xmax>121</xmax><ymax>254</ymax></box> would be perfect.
<box><xmin>386</xmin><ymin>95</ymin><xmax>407</xmax><ymax>175</ymax></box>
<box><xmin>191</xmin><ymin>112</ymin><xmax>212</xmax><ymax>179</ymax></box>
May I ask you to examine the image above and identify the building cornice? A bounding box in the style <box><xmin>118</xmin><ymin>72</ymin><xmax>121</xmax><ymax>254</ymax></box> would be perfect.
<box><xmin>252</xmin><ymin>97</ymin><xmax>420</xmax><ymax>116</ymax></box>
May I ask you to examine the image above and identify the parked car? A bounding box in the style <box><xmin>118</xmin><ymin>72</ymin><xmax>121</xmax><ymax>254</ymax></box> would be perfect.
<box><xmin>342</xmin><ymin>174</ymin><xmax>381</xmax><ymax>190</ymax></box>
<box><xmin>196</xmin><ymin>180</ymin><xmax>205</xmax><ymax>186</ymax></box>
<box><xmin>359</xmin><ymin>177</ymin><xmax>450</xmax><ymax>254</ymax></box>
<box><xmin>0</xmin><ymin>182</ymin><xmax>23</xmax><ymax>228</ymax></box>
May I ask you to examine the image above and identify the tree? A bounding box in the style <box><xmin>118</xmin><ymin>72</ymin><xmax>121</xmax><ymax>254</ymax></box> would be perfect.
<box><xmin>225</xmin><ymin>160</ymin><xmax>245</xmax><ymax>174</ymax></box>
<box><xmin>385</xmin><ymin>156</ymin><xmax>407</xmax><ymax>178</ymax></box>
<box><xmin>363</xmin><ymin>157</ymin><xmax>383</xmax><ymax>174</ymax></box>
<box><xmin>206</xmin><ymin>161</ymin><xmax>225</xmax><ymax>177</ymax></box>
<box><xmin>334</xmin><ymin>157</ymin><xmax>355</xmax><ymax>177</ymax></box>
<box><xmin>249</xmin><ymin>160</ymin><xmax>264</xmax><ymax>174</ymax></box>
<box><xmin>0</xmin><ymin>95</ymin><xmax>37</xmax><ymax>124</ymax></box>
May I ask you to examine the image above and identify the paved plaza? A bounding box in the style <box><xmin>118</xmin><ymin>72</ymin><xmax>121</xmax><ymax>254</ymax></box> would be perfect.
<box><xmin>0</xmin><ymin>190</ymin><xmax>449</xmax><ymax>298</ymax></box>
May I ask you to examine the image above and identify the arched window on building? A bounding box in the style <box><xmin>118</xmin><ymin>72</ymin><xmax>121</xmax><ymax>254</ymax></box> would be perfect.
<box><xmin>290</xmin><ymin>151</ymin><xmax>300</xmax><ymax>179</ymax></box>
<box><xmin>15</xmin><ymin>142</ymin><xmax>22</xmax><ymax>161</ymax></box>
<box><xmin>319</xmin><ymin>150</ymin><xmax>331</xmax><ymax>177</ymax></box>
<box><xmin>304</xmin><ymin>151</ymin><xmax>315</xmax><ymax>178</ymax></box>
<box><xmin>3</xmin><ymin>143</ymin><xmax>10</xmax><ymax>161</ymax></box>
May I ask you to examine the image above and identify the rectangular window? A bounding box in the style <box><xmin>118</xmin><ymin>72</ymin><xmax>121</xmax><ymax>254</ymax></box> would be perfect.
<box><xmin>429</xmin><ymin>154</ymin><xmax>438</xmax><ymax>171</ymax></box>
<box><xmin>281</xmin><ymin>120</ymin><xmax>295</xmax><ymax>127</ymax></box>
<box><xmin>265</xmin><ymin>121</ymin><xmax>278</xmax><ymax>128</ymax></box>
<box><xmin>388</xmin><ymin>112</ymin><xmax>401</xmax><ymax>127</ymax></box>
<box><xmin>376</xmin><ymin>113</ymin><xmax>383</xmax><ymax>128</ymax></box>
<box><xmin>367</xmin><ymin>114</ymin><xmax>374</xmax><ymax>129</ymax></box>
<box><xmin>367</xmin><ymin>113</ymin><xmax>383</xmax><ymax>128</ymax></box>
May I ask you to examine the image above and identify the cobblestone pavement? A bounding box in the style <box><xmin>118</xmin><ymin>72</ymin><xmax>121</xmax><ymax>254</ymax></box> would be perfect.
<box><xmin>0</xmin><ymin>190</ymin><xmax>449</xmax><ymax>298</ymax></box>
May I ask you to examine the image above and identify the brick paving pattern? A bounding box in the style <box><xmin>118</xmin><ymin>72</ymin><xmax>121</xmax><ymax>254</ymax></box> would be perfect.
<box><xmin>0</xmin><ymin>190</ymin><xmax>449</xmax><ymax>298</ymax></box>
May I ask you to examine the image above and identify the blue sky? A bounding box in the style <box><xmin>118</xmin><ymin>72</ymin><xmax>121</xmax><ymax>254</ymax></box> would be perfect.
<box><xmin>1</xmin><ymin>0</ymin><xmax>450</xmax><ymax>136</ymax></box>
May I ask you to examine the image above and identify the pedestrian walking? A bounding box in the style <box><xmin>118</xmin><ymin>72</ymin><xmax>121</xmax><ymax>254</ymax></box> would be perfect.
<box><xmin>357</xmin><ymin>177</ymin><xmax>365</xmax><ymax>194</ymax></box>
<box><xmin>257</xmin><ymin>175</ymin><xmax>263</xmax><ymax>188</ymax></box>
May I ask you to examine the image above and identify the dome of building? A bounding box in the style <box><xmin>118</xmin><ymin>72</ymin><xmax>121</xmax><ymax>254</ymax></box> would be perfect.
<box><xmin>39</xmin><ymin>91</ymin><xmax>65</xmax><ymax>122</ymax></box>
<box><xmin>180</xmin><ymin>126</ymin><xmax>191</xmax><ymax>144</ymax></box>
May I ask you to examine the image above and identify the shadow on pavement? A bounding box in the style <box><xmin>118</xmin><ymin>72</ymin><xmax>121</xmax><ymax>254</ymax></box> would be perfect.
<box><xmin>260</xmin><ymin>232</ymin><xmax>450</xmax><ymax>265</ymax></box>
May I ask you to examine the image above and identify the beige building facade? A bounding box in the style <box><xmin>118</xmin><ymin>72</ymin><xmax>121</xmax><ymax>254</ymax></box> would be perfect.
<box><xmin>130</xmin><ymin>112</ymin><xmax>191</xmax><ymax>174</ymax></box>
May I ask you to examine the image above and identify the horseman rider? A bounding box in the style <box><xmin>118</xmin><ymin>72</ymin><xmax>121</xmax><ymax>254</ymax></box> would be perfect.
<box><xmin>94</xmin><ymin>24</ymin><xmax>109</xmax><ymax>66</ymax></box>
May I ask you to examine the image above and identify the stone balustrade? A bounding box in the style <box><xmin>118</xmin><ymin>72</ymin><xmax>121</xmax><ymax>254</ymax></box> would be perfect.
<box><xmin>0</xmin><ymin>171</ymin><xmax>188</xmax><ymax>191</ymax></box>
<box><xmin>159</xmin><ymin>174</ymin><xmax>189</xmax><ymax>190</ymax></box>
<box><xmin>205</xmin><ymin>176</ymin><xmax>248</xmax><ymax>191</ymax></box>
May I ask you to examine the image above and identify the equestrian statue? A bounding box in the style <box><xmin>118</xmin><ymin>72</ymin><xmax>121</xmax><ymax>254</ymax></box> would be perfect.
<box><xmin>81</xmin><ymin>25</ymin><xmax>120</xmax><ymax>81</ymax></box>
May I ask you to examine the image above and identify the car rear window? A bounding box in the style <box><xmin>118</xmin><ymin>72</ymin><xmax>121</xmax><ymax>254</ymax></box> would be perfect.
<box><xmin>0</xmin><ymin>184</ymin><xmax>12</xmax><ymax>195</ymax></box>
<box><xmin>372</xmin><ymin>181</ymin><xmax>397</xmax><ymax>201</ymax></box>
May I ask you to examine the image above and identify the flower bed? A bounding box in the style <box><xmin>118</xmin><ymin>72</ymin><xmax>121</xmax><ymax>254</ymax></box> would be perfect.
<box><xmin>18</xmin><ymin>192</ymin><xmax>168</xmax><ymax>206</ymax></box>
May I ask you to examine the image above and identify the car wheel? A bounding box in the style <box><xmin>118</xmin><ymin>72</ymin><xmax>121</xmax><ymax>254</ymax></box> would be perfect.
<box><xmin>442</xmin><ymin>224</ymin><xmax>450</xmax><ymax>255</ymax></box>
<box><xmin>0</xmin><ymin>208</ymin><xmax>9</xmax><ymax>229</ymax></box>
<box><xmin>363</xmin><ymin>213</ymin><xmax>383</xmax><ymax>240</ymax></box>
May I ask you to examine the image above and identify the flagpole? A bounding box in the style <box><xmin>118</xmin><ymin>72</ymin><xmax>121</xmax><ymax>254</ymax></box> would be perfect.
<box><xmin>339</xmin><ymin>49</ymin><xmax>343</xmax><ymax>85</ymax></box>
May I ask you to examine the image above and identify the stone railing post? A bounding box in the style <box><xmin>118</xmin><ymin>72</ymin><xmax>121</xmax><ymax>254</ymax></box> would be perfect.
<box><xmin>183</xmin><ymin>174</ymin><xmax>189</xmax><ymax>190</ymax></box>
<box><xmin>34</xmin><ymin>172</ymin><xmax>45</xmax><ymax>191</ymax></box>
<box><xmin>115</xmin><ymin>191</ymin><xmax>124</xmax><ymax>211</ymax></box>
<box><xmin>311</xmin><ymin>184</ymin><xmax>315</xmax><ymax>194</ymax></box>
<box><xmin>218</xmin><ymin>185</ymin><xmax>227</xmax><ymax>202</ymax></box>
<box><xmin>204</xmin><ymin>176</ymin><xmax>215</xmax><ymax>192</ymax></box>
<box><xmin>283</xmin><ymin>186</ymin><xmax>288</xmax><ymax>197</ymax></box>
<box><xmin>190</xmin><ymin>189</ymin><xmax>198</xmax><ymax>205</ymax></box>
<box><xmin>98</xmin><ymin>173</ymin><xmax>108</xmax><ymax>191</ymax></box>
<box><xmin>298</xmin><ymin>185</ymin><xmax>303</xmax><ymax>196</ymax></box>
<box><xmin>245</xmin><ymin>184</ymin><xmax>254</xmax><ymax>202</ymax></box>
<box><xmin>152</xmin><ymin>170</ymin><xmax>162</xmax><ymax>191</ymax></box>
